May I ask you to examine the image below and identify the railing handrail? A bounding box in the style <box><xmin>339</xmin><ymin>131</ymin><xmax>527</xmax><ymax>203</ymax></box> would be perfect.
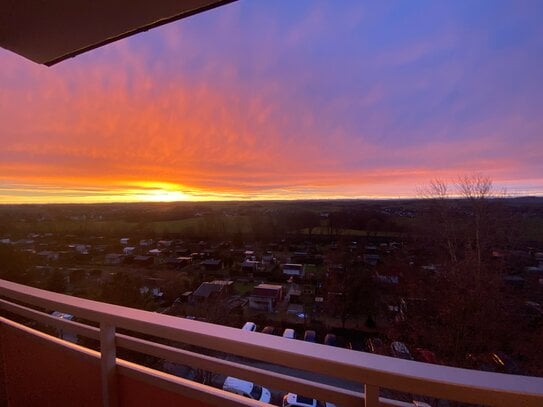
<box><xmin>0</xmin><ymin>317</ymin><xmax>266</xmax><ymax>407</ymax></box>
<box><xmin>0</xmin><ymin>298</ymin><xmax>363</xmax><ymax>406</ymax></box>
<box><xmin>2</xmin><ymin>279</ymin><xmax>543</xmax><ymax>406</ymax></box>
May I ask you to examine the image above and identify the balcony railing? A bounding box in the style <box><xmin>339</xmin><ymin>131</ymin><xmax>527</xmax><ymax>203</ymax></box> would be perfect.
<box><xmin>1</xmin><ymin>278</ymin><xmax>542</xmax><ymax>407</ymax></box>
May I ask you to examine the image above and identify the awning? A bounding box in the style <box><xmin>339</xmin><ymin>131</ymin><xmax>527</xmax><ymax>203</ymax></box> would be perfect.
<box><xmin>0</xmin><ymin>0</ymin><xmax>236</xmax><ymax>66</ymax></box>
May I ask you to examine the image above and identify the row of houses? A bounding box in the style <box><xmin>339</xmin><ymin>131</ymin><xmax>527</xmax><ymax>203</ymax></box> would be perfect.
<box><xmin>182</xmin><ymin>280</ymin><xmax>284</xmax><ymax>313</ymax></box>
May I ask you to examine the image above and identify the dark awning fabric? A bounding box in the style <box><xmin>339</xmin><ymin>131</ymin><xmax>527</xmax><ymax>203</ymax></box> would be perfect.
<box><xmin>0</xmin><ymin>0</ymin><xmax>236</xmax><ymax>66</ymax></box>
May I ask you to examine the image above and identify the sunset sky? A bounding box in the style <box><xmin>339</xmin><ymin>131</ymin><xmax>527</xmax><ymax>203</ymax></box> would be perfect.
<box><xmin>1</xmin><ymin>0</ymin><xmax>542</xmax><ymax>203</ymax></box>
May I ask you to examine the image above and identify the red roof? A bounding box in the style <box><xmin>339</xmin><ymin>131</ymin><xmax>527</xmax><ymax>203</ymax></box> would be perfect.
<box><xmin>251</xmin><ymin>287</ymin><xmax>281</xmax><ymax>298</ymax></box>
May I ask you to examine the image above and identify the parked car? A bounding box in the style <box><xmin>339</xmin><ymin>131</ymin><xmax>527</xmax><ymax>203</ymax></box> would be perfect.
<box><xmin>390</xmin><ymin>341</ymin><xmax>413</xmax><ymax>360</ymax></box>
<box><xmin>349</xmin><ymin>340</ymin><xmax>367</xmax><ymax>353</ymax></box>
<box><xmin>413</xmin><ymin>348</ymin><xmax>439</xmax><ymax>365</ymax></box>
<box><xmin>303</xmin><ymin>330</ymin><xmax>316</xmax><ymax>343</ymax></box>
<box><xmin>338</xmin><ymin>336</ymin><xmax>352</xmax><ymax>350</ymax></box>
<box><xmin>261</xmin><ymin>326</ymin><xmax>275</xmax><ymax>335</ymax></box>
<box><xmin>242</xmin><ymin>322</ymin><xmax>257</xmax><ymax>332</ymax></box>
<box><xmin>222</xmin><ymin>377</ymin><xmax>271</xmax><ymax>403</ymax></box>
<box><xmin>324</xmin><ymin>333</ymin><xmax>336</xmax><ymax>346</ymax></box>
<box><xmin>283</xmin><ymin>328</ymin><xmax>296</xmax><ymax>339</ymax></box>
<box><xmin>491</xmin><ymin>351</ymin><xmax>522</xmax><ymax>374</ymax></box>
<box><xmin>283</xmin><ymin>393</ymin><xmax>317</xmax><ymax>407</ymax></box>
<box><xmin>366</xmin><ymin>337</ymin><xmax>386</xmax><ymax>355</ymax></box>
<box><xmin>282</xmin><ymin>393</ymin><xmax>336</xmax><ymax>407</ymax></box>
<box><xmin>466</xmin><ymin>352</ymin><xmax>522</xmax><ymax>374</ymax></box>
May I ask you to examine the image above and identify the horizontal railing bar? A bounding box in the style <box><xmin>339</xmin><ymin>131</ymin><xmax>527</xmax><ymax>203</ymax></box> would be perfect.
<box><xmin>0</xmin><ymin>313</ymin><xmax>410</xmax><ymax>407</ymax></box>
<box><xmin>116</xmin><ymin>359</ymin><xmax>269</xmax><ymax>407</ymax></box>
<box><xmin>0</xmin><ymin>298</ymin><xmax>100</xmax><ymax>340</ymax></box>
<box><xmin>0</xmin><ymin>315</ymin><xmax>101</xmax><ymax>363</ymax></box>
<box><xmin>116</xmin><ymin>333</ymin><xmax>363</xmax><ymax>407</ymax></box>
<box><xmin>2</xmin><ymin>279</ymin><xmax>543</xmax><ymax>406</ymax></box>
<box><xmin>0</xmin><ymin>317</ymin><xmax>264</xmax><ymax>406</ymax></box>
<box><xmin>379</xmin><ymin>399</ymin><xmax>419</xmax><ymax>407</ymax></box>
<box><xmin>0</xmin><ymin>298</ymin><xmax>362</xmax><ymax>405</ymax></box>
<box><xmin>1</xmin><ymin>297</ymin><xmax>361</xmax><ymax>405</ymax></box>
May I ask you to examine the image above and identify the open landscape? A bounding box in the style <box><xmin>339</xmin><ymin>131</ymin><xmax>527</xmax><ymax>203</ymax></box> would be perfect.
<box><xmin>2</xmin><ymin>1</ymin><xmax>542</xmax><ymax>405</ymax></box>
<box><xmin>2</xmin><ymin>195</ymin><xmax>543</xmax><ymax>402</ymax></box>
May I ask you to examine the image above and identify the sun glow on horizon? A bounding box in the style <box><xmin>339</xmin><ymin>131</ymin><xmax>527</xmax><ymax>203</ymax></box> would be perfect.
<box><xmin>124</xmin><ymin>181</ymin><xmax>191</xmax><ymax>202</ymax></box>
<box><xmin>1</xmin><ymin>174</ymin><xmax>543</xmax><ymax>205</ymax></box>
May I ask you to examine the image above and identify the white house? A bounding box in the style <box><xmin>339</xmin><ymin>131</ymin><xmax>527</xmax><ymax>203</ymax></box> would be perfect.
<box><xmin>282</xmin><ymin>263</ymin><xmax>304</xmax><ymax>277</ymax></box>
<box><xmin>248</xmin><ymin>284</ymin><xmax>283</xmax><ymax>312</ymax></box>
<box><xmin>123</xmin><ymin>246</ymin><xmax>136</xmax><ymax>255</ymax></box>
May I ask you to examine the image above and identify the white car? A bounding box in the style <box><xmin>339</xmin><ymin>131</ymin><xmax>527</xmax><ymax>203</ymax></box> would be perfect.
<box><xmin>222</xmin><ymin>377</ymin><xmax>271</xmax><ymax>403</ymax></box>
<box><xmin>391</xmin><ymin>341</ymin><xmax>413</xmax><ymax>360</ymax></box>
<box><xmin>242</xmin><ymin>322</ymin><xmax>257</xmax><ymax>331</ymax></box>
<box><xmin>282</xmin><ymin>393</ymin><xmax>335</xmax><ymax>407</ymax></box>
<box><xmin>283</xmin><ymin>393</ymin><xmax>316</xmax><ymax>407</ymax></box>
<box><xmin>282</xmin><ymin>328</ymin><xmax>296</xmax><ymax>339</ymax></box>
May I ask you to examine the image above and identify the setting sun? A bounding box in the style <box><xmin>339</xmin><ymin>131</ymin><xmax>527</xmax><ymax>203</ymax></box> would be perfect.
<box><xmin>125</xmin><ymin>182</ymin><xmax>191</xmax><ymax>202</ymax></box>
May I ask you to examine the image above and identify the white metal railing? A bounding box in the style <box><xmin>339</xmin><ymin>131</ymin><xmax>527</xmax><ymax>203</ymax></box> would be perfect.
<box><xmin>1</xmin><ymin>279</ymin><xmax>543</xmax><ymax>407</ymax></box>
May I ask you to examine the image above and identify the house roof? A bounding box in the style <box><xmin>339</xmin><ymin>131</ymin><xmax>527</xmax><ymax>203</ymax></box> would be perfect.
<box><xmin>192</xmin><ymin>280</ymin><xmax>232</xmax><ymax>298</ymax></box>
<box><xmin>209</xmin><ymin>280</ymin><xmax>233</xmax><ymax>286</ymax></box>
<box><xmin>0</xmin><ymin>0</ymin><xmax>236</xmax><ymax>66</ymax></box>
<box><xmin>283</xmin><ymin>263</ymin><xmax>303</xmax><ymax>269</ymax></box>
<box><xmin>193</xmin><ymin>283</ymin><xmax>221</xmax><ymax>298</ymax></box>
<box><xmin>105</xmin><ymin>253</ymin><xmax>123</xmax><ymax>258</ymax></box>
<box><xmin>201</xmin><ymin>259</ymin><xmax>222</xmax><ymax>266</ymax></box>
<box><xmin>251</xmin><ymin>284</ymin><xmax>282</xmax><ymax>298</ymax></box>
<box><xmin>255</xmin><ymin>283</ymin><xmax>282</xmax><ymax>290</ymax></box>
<box><xmin>251</xmin><ymin>288</ymin><xmax>278</xmax><ymax>298</ymax></box>
<box><xmin>134</xmin><ymin>255</ymin><xmax>152</xmax><ymax>261</ymax></box>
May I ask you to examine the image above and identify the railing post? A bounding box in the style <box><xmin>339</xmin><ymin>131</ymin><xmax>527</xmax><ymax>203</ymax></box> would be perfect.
<box><xmin>100</xmin><ymin>322</ymin><xmax>118</xmax><ymax>407</ymax></box>
<box><xmin>365</xmin><ymin>384</ymin><xmax>379</xmax><ymax>407</ymax></box>
<box><xmin>0</xmin><ymin>325</ymin><xmax>7</xmax><ymax>407</ymax></box>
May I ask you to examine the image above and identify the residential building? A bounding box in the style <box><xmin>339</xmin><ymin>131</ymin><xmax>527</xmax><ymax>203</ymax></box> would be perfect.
<box><xmin>282</xmin><ymin>263</ymin><xmax>304</xmax><ymax>277</ymax></box>
<box><xmin>192</xmin><ymin>280</ymin><xmax>233</xmax><ymax>302</ymax></box>
<box><xmin>248</xmin><ymin>283</ymin><xmax>283</xmax><ymax>312</ymax></box>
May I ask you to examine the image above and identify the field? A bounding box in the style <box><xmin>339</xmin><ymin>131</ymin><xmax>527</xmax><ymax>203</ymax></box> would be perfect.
<box><xmin>300</xmin><ymin>227</ymin><xmax>404</xmax><ymax>238</ymax></box>
<box><xmin>6</xmin><ymin>216</ymin><xmax>255</xmax><ymax>237</ymax></box>
<box><xmin>1</xmin><ymin>198</ymin><xmax>542</xmax><ymax>245</ymax></box>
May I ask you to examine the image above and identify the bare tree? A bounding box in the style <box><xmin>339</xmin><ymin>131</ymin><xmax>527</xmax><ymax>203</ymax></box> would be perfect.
<box><xmin>409</xmin><ymin>175</ymin><xmax>514</xmax><ymax>364</ymax></box>
<box><xmin>419</xmin><ymin>174</ymin><xmax>504</xmax><ymax>272</ymax></box>
<box><xmin>418</xmin><ymin>179</ymin><xmax>459</xmax><ymax>264</ymax></box>
<box><xmin>457</xmin><ymin>174</ymin><xmax>493</xmax><ymax>276</ymax></box>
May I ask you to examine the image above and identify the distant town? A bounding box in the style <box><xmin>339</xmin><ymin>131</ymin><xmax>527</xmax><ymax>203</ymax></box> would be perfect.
<box><xmin>1</xmin><ymin>196</ymin><xmax>543</xmax><ymax>403</ymax></box>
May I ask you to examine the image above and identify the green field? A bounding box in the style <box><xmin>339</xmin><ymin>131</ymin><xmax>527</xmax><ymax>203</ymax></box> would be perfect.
<box><xmin>521</xmin><ymin>218</ymin><xmax>543</xmax><ymax>242</ymax></box>
<box><xmin>299</xmin><ymin>226</ymin><xmax>404</xmax><ymax>238</ymax></box>
<box><xmin>7</xmin><ymin>217</ymin><xmax>404</xmax><ymax>239</ymax></box>
<box><xmin>233</xmin><ymin>281</ymin><xmax>257</xmax><ymax>296</ymax></box>
<box><xmin>9</xmin><ymin>215</ymin><xmax>254</xmax><ymax>237</ymax></box>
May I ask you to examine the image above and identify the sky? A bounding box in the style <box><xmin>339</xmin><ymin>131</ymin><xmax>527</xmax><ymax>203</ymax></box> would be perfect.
<box><xmin>1</xmin><ymin>0</ymin><xmax>542</xmax><ymax>203</ymax></box>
